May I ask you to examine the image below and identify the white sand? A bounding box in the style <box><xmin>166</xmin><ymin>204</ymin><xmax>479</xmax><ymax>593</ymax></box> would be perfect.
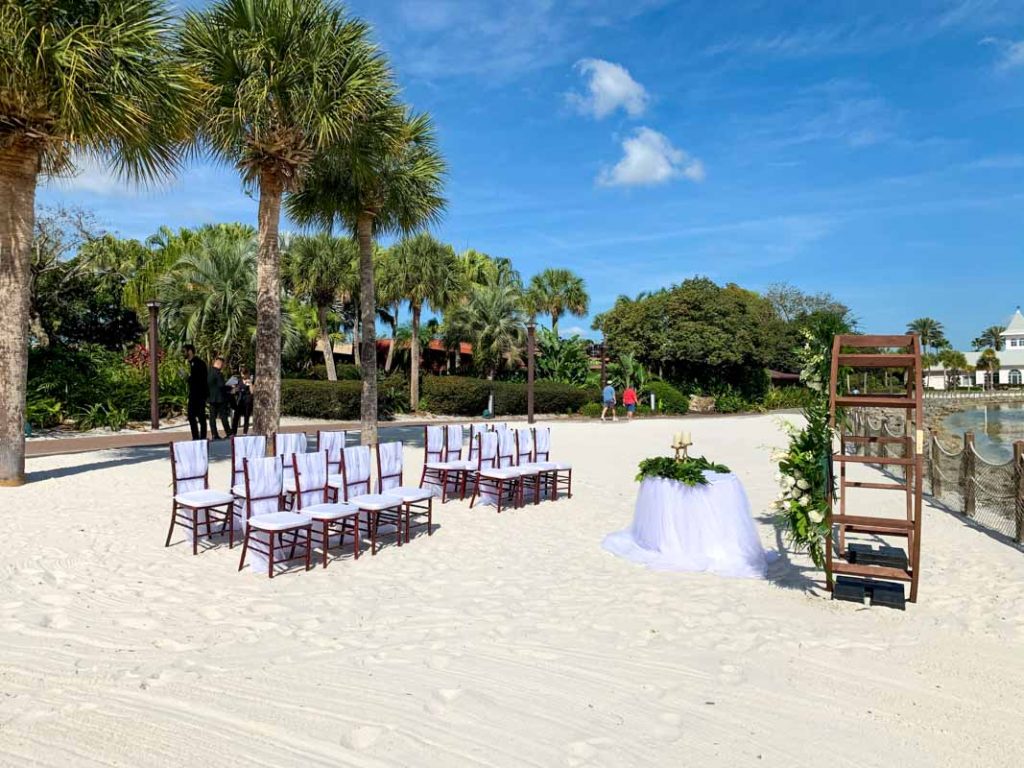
<box><xmin>2</xmin><ymin>415</ymin><xmax>1023</xmax><ymax>767</ymax></box>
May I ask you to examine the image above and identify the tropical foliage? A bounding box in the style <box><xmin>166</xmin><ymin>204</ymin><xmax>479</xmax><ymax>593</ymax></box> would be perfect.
<box><xmin>527</xmin><ymin>268</ymin><xmax>589</xmax><ymax>336</ymax></box>
<box><xmin>635</xmin><ymin>455</ymin><xmax>731</xmax><ymax>486</ymax></box>
<box><xmin>972</xmin><ymin>325</ymin><xmax>1004</xmax><ymax>352</ymax></box>
<box><xmin>906</xmin><ymin>317</ymin><xmax>947</xmax><ymax>355</ymax></box>
<box><xmin>534</xmin><ymin>329</ymin><xmax>590</xmax><ymax>386</ymax></box>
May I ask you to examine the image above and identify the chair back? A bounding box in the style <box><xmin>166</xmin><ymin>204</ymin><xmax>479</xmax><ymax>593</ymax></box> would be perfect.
<box><xmin>497</xmin><ymin>429</ymin><xmax>517</xmax><ymax>468</ymax></box>
<box><xmin>317</xmin><ymin>430</ymin><xmax>346</xmax><ymax>473</ymax></box>
<box><xmin>377</xmin><ymin>441</ymin><xmax>403</xmax><ymax>492</ymax></box>
<box><xmin>275</xmin><ymin>432</ymin><xmax>308</xmax><ymax>484</ymax></box>
<box><xmin>476</xmin><ymin>432</ymin><xmax>498</xmax><ymax>470</ymax></box>
<box><xmin>293</xmin><ymin>451</ymin><xmax>330</xmax><ymax>509</ymax></box>
<box><xmin>467</xmin><ymin>423</ymin><xmax>488</xmax><ymax>461</ymax></box>
<box><xmin>339</xmin><ymin>445</ymin><xmax>372</xmax><ymax>501</ymax></box>
<box><xmin>534</xmin><ymin>426</ymin><xmax>551</xmax><ymax>462</ymax></box>
<box><xmin>424</xmin><ymin>425</ymin><xmax>444</xmax><ymax>464</ymax></box>
<box><xmin>445</xmin><ymin>424</ymin><xmax>464</xmax><ymax>460</ymax></box>
<box><xmin>491</xmin><ymin>422</ymin><xmax>509</xmax><ymax>438</ymax></box>
<box><xmin>171</xmin><ymin>440</ymin><xmax>209</xmax><ymax>495</ymax></box>
<box><xmin>242</xmin><ymin>456</ymin><xmax>283</xmax><ymax>518</ymax></box>
<box><xmin>231</xmin><ymin>435</ymin><xmax>266</xmax><ymax>487</ymax></box>
<box><xmin>515</xmin><ymin>428</ymin><xmax>534</xmax><ymax>465</ymax></box>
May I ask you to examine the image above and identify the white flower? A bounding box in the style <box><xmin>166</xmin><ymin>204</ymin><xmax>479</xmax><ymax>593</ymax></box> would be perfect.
<box><xmin>796</xmin><ymin>479</ymin><xmax>810</xmax><ymax>490</ymax></box>
<box><xmin>784</xmin><ymin>476</ymin><xmax>796</xmax><ymax>488</ymax></box>
<box><xmin>808</xmin><ymin>508</ymin><xmax>824</xmax><ymax>524</ymax></box>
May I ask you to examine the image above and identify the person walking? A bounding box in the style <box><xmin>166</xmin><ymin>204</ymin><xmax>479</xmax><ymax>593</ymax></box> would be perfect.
<box><xmin>184</xmin><ymin>344</ymin><xmax>208</xmax><ymax>441</ymax></box>
<box><xmin>207</xmin><ymin>356</ymin><xmax>232</xmax><ymax>440</ymax></box>
<box><xmin>601</xmin><ymin>382</ymin><xmax>618</xmax><ymax>422</ymax></box>
<box><xmin>230</xmin><ymin>365</ymin><xmax>254</xmax><ymax>436</ymax></box>
<box><xmin>623</xmin><ymin>384</ymin><xmax>638</xmax><ymax>421</ymax></box>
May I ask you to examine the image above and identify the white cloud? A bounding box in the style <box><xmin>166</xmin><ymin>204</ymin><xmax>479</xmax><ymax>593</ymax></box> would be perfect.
<box><xmin>48</xmin><ymin>155</ymin><xmax>139</xmax><ymax>197</ymax></box>
<box><xmin>598</xmin><ymin>128</ymin><xmax>705</xmax><ymax>188</ymax></box>
<box><xmin>568</xmin><ymin>58</ymin><xmax>649</xmax><ymax>119</ymax></box>
<box><xmin>981</xmin><ymin>36</ymin><xmax>1024</xmax><ymax>69</ymax></box>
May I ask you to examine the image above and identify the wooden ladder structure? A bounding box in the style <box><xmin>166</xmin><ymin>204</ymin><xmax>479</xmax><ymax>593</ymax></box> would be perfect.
<box><xmin>826</xmin><ymin>334</ymin><xmax>924</xmax><ymax>605</ymax></box>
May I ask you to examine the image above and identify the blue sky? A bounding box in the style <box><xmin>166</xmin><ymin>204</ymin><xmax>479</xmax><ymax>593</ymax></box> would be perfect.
<box><xmin>38</xmin><ymin>0</ymin><xmax>1024</xmax><ymax>347</ymax></box>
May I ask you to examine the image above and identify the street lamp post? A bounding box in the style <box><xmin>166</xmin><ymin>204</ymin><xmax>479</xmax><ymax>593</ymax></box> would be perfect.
<box><xmin>526</xmin><ymin>321</ymin><xmax>536</xmax><ymax>424</ymax></box>
<box><xmin>599</xmin><ymin>340</ymin><xmax>607</xmax><ymax>389</ymax></box>
<box><xmin>146</xmin><ymin>301</ymin><xmax>161</xmax><ymax>431</ymax></box>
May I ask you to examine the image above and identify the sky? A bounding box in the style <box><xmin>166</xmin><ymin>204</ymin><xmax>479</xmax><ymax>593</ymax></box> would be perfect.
<box><xmin>38</xmin><ymin>0</ymin><xmax>1024</xmax><ymax>347</ymax></box>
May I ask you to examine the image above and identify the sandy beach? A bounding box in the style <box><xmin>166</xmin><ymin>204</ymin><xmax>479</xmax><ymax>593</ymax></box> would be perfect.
<box><xmin>2</xmin><ymin>415</ymin><xmax>1023</xmax><ymax>767</ymax></box>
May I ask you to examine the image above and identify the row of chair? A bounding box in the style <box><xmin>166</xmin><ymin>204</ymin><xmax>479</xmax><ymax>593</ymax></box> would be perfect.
<box><xmin>167</xmin><ymin>423</ymin><xmax>572</xmax><ymax>577</ymax></box>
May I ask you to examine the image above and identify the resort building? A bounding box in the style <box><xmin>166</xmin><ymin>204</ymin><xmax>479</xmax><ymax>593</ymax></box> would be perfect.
<box><xmin>924</xmin><ymin>308</ymin><xmax>1024</xmax><ymax>389</ymax></box>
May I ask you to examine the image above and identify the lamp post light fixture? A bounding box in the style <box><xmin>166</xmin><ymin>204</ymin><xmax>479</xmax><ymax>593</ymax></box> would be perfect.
<box><xmin>526</xmin><ymin>320</ymin><xmax>537</xmax><ymax>425</ymax></box>
<box><xmin>146</xmin><ymin>300</ymin><xmax>161</xmax><ymax>431</ymax></box>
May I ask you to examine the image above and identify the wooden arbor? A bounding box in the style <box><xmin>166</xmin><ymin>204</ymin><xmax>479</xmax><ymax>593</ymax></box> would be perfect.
<box><xmin>826</xmin><ymin>334</ymin><xmax>924</xmax><ymax>606</ymax></box>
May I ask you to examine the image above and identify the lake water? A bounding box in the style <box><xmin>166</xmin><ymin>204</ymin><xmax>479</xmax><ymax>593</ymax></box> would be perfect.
<box><xmin>941</xmin><ymin>404</ymin><xmax>1024</xmax><ymax>462</ymax></box>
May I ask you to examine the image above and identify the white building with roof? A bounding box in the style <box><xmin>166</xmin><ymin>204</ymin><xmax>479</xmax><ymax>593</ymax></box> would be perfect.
<box><xmin>925</xmin><ymin>308</ymin><xmax>1024</xmax><ymax>389</ymax></box>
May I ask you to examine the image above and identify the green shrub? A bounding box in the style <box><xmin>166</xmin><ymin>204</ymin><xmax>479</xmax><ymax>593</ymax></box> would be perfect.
<box><xmin>493</xmin><ymin>381</ymin><xmax>593</xmax><ymax>415</ymax></box>
<box><xmin>420</xmin><ymin>376</ymin><xmax>491</xmax><ymax>415</ymax></box>
<box><xmin>76</xmin><ymin>402</ymin><xmax>130</xmax><ymax>431</ymax></box>
<box><xmin>714</xmin><ymin>390</ymin><xmax>761</xmax><ymax>414</ymax></box>
<box><xmin>26</xmin><ymin>395</ymin><xmax>65</xmax><ymax>429</ymax></box>
<box><xmin>420</xmin><ymin>376</ymin><xmax>595</xmax><ymax>416</ymax></box>
<box><xmin>647</xmin><ymin>380</ymin><xmax>690</xmax><ymax>414</ymax></box>
<box><xmin>306</xmin><ymin>363</ymin><xmax>361</xmax><ymax>381</ymax></box>
<box><xmin>763</xmin><ymin>386</ymin><xmax>814</xmax><ymax>411</ymax></box>
<box><xmin>280</xmin><ymin>379</ymin><xmax>397</xmax><ymax>421</ymax></box>
<box><xmin>579</xmin><ymin>402</ymin><xmax>603</xmax><ymax>418</ymax></box>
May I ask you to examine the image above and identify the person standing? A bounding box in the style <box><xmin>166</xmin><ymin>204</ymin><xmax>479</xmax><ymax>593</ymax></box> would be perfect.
<box><xmin>601</xmin><ymin>382</ymin><xmax>618</xmax><ymax>422</ymax></box>
<box><xmin>207</xmin><ymin>356</ymin><xmax>232</xmax><ymax>440</ymax></box>
<box><xmin>184</xmin><ymin>344</ymin><xmax>208</xmax><ymax>441</ymax></box>
<box><xmin>230</xmin><ymin>365</ymin><xmax>254</xmax><ymax>436</ymax></box>
<box><xmin>623</xmin><ymin>384</ymin><xmax>638</xmax><ymax>420</ymax></box>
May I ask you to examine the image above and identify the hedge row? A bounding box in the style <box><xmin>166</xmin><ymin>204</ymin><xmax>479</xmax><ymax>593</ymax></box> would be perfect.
<box><xmin>280</xmin><ymin>379</ymin><xmax>398</xmax><ymax>421</ymax></box>
<box><xmin>421</xmin><ymin>376</ymin><xmax>598</xmax><ymax>416</ymax></box>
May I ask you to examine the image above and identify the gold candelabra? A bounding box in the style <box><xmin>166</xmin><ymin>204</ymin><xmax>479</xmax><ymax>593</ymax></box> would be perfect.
<box><xmin>671</xmin><ymin>431</ymin><xmax>692</xmax><ymax>460</ymax></box>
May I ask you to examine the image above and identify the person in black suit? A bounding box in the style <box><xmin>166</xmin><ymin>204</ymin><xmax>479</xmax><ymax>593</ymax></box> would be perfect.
<box><xmin>184</xmin><ymin>344</ymin><xmax>208</xmax><ymax>441</ymax></box>
<box><xmin>207</xmin><ymin>356</ymin><xmax>232</xmax><ymax>440</ymax></box>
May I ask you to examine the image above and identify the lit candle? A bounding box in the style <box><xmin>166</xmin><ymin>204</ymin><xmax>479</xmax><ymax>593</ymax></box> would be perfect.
<box><xmin>674</xmin><ymin>431</ymin><xmax>683</xmax><ymax>446</ymax></box>
<box><xmin>683</xmin><ymin>431</ymin><xmax>691</xmax><ymax>445</ymax></box>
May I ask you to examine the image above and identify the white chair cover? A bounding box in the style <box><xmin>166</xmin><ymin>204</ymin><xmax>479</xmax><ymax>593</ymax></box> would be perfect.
<box><xmin>318</xmin><ymin>431</ymin><xmax>346</xmax><ymax>471</ymax></box>
<box><xmin>497</xmin><ymin>429</ymin><xmax>517</xmax><ymax>469</ymax></box>
<box><xmin>231</xmin><ymin>435</ymin><xmax>266</xmax><ymax>487</ymax></box>
<box><xmin>468</xmin><ymin>424</ymin><xmax>488</xmax><ymax>461</ymax></box>
<box><xmin>477</xmin><ymin>432</ymin><xmax>498</xmax><ymax>469</ymax></box>
<box><xmin>275</xmin><ymin>432</ymin><xmax>308</xmax><ymax>485</ymax></box>
<box><xmin>172</xmin><ymin>440</ymin><xmax>208</xmax><ymax>494</ymax></box>
<box><xmin>378</xmin><ymin>442</ymin><xmax>403</xmax><ymax>492</ymax></box>
<box><xmin>515</xmin><ymin>429</ymin><xmax>534</xmax><ymax>464</ymax></box>
<box><xmin>446</xmin><ymin>424</ymin><xmax>464</xmax><ymax>460</ymax></box>
<box><xmin>341</xmin><ymin>445</ymin><xmax>372</xmax><ymax>499</ymax></box>
<box><xmin>294</xmin><ymin>450</ymin><xmax>329</xmax><ymax>509</ymax></box>
<box><xmin>425</xmin><ymin>426</ymin><xmax>444</xmax><ymax>463</ymax></box>
<box><xmin>534</xmin><ymin>427</ymin><xmax>551</xmax><ymax>461</ymax></box>
<box><xmin>239</xmin><ymin>456</ymin><xmax>283</xmax><ymax>573</ymax></box>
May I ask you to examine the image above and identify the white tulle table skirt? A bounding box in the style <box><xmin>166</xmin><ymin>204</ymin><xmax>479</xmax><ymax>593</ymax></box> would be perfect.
<box><xmin>602</xmin><ymin>473</ymin><xmax>767</xmax><ymax>579</ymax></box>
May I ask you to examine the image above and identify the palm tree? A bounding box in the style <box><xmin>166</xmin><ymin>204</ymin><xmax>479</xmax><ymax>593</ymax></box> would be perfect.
<box><xmin>449</xmin><ymin>283</ymin><xmax>526</xmax><ymax>380</ymax></box>
<box><xmin>0</xmin><ymin>0</ymin><xmax>196</xmax><ymax>485</ymax></box>
<box><xmin>286</xmin><ymin>106</ymin><xmax>446</xmax><ymax>444</ymax></box>
<box><xmin>182</xmin><ymin>0</ymin><xmax>390</xmax><ymax>442</ymax></box>
<box><xmin>972</xmin><ymin>325</ymin><xmax>1004</xmax><ymax>352</ymax></box>
<box><xmin>938</xmin><ymin>349</ymin><xmax>971</xmax><ymax>390</ymax></box>
<box><xmin>381</xmin><ymin>233</ymin><xmax>464</xmax><ymax>409</ymax></box>
<box><xmin>284</xmin><ymin>234</ymin><xmax>357</xmax><ymax>381</ymax></box>
<box><xmin>527</xmin><ymin>268</ymin><xmax>590</xmax><ymax>337</ymax></box>
<box><xmin>906</xmin><ymin>317</ymin><xmax>946</xmax><ymax>356</ymax></box>
<box><xmin>976</xmin><ymin>348</ymin><xmax>1000</xmax><ymax>390</ymax></box>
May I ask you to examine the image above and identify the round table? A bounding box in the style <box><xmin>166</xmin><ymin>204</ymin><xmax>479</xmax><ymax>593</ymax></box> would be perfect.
<box><xmin>602</xmin><ymin>472</ymin><xmax>767</xmax><ymax>579</ymax></box>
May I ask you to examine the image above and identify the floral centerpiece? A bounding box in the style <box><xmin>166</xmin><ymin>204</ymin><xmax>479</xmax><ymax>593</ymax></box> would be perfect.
<box><xmin>772</xmin><ymin>315</ymin><xmax>849</xmax><ymax>570</ymax></box>
<box><xmin>636</xmin><ymin>455</ymin><xmax>731</xmax><ymax>487</ymax></box>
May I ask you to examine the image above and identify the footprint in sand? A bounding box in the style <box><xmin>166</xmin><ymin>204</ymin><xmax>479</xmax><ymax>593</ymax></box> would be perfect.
<box><xmin>342</xmin><ymin>724</ymin><xmax>384</xmax><ymax>751</ymax></box>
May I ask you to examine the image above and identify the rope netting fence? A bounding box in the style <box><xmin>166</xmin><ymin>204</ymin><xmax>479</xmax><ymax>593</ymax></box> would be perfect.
<box><xmin>847</xmin><ymin>411</ymin><xmax>1024</xmax><ymax>544</ymax></box>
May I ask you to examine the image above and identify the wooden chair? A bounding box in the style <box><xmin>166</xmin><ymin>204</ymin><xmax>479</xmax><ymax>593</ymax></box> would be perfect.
<box><xmin>316</xmin><ymin>430</ymin><xmax>346</xmax><ymax>475</ymax></box>
<box><xmin>292</xmin><ymin>450</ymin><xmax>361</xmax><ymax>568</ymax></box>
<box><xmin>274</xmin><ymin>432</ymin><xmax>308</xmax><ymax>508</ymax></box>
<box><xmin>533</xmin><ymin>426</ymin><xmax>573</xmax><ymax>500</ymax></box>
<box><xmin>237</xmin><ymin>456</ymin><xmax>313</xmax><ymax>578</ymax></box>
<box><xmin>468</xmin><ymin>432</ymin><xmax>522</xmax><ymax>513</ymax></box>
<box><xmin>335</xmin><ymin>445</ymin><xmax>404</xmax><ymax>555</ymax></box>
<box><xmin>167</xmin><ymin>440</ymin><xmax>234</xmax><ymax>555</ymax></box>
<box><xmin>378</xmin><ymin>441</ymin><xmax>434</xmax><ymax>542</ymax></box>
<box><xmin>230</xmin><ymin>434</ymin><xmax>266</xmax><ymax>525</ymax></box>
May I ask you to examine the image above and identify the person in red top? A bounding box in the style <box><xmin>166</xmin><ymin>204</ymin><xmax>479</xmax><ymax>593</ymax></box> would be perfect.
<box><xmin>622</xmin><ymin>385</ymin><xmax>638</xmax><ymax>420</ymax></box>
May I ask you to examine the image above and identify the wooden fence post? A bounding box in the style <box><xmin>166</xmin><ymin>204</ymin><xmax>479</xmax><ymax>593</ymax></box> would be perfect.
<box><xmin>929</xmin><ymin>429</ymin><xmax>940</xmax><ymax>498</ymax></box>
<box><xmin>1014</xmin><ymin>441</ymin><xmax>1024</xmax><ymax>545</ymax></box>
<box><xmin>962</xmin><ymin>431</ymin><xmax>976</xmax><ymax>518</ymax></box>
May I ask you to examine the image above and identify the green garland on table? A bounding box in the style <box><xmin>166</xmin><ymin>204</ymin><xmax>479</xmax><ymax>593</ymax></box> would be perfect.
<box><xmin>635</xmin><ymin>455</ymin><xmax>732</xmax><ymax>486</ymax></box>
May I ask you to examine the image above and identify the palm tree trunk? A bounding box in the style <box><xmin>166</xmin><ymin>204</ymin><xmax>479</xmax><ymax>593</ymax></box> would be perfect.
<box><xmin>410</xmin><ymin>303</ymin><xmax>423</xmax><ymax>410</ymax></box>
<box><xmin>551</xmin><ymin>311</ymin><xmax>560</xmax><ymax>337</ymax></box>
<box><xmin>384</xmin><ymin>306</ymin><xmax>397</xmax><ymax>373</ymax></box>
<box><xmin>318</xmin><ymin>304</ymin><xmax>338</xmax><ymax>381</ymax></box>
<box><xmin>356</xmin><ymin>213</ymin><xmax>378</xmax><ymax>445</ymax></box>
<box><xmin>352</xmin><ymin>315</ymin><xmax>361</xmax><ymax>369</ymax></box>
<box><xmin>252</xmin><ymin>173</ymin><xmax>284</xmax><ymax>446</ymax></box>
<box><xmin>0</xmin><ymin>146</ymin><xmax>38</xmax><ymax>486</ymax></box>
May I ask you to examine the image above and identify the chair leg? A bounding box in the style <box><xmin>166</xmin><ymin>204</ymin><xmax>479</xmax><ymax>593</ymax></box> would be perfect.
<box><xmin>567</xmin><ymin>470</ymin><xmax>573</xmax><ymax>499</ymax></box>
<box><xmin>427</xmin><ymin>498</ymin><xmax>433</xmax><ymax>536</ymax></box>
<box><xmin>322</xmin><ymin>520</ymin><xmax>330</xmax><ymax>568</ymax></box>
<box><xmin>238</xmin><ymin>527</ymin><xmax>250</xmax><ymax>571</ymax></box>
<box><xmin>469</xmin><ymin>477</ymin><xmax>480</xmax><ymax>508</ymax></box>
<box><xmin>192</xmin><ymin>509</ymin><xmax>199</xmax><ymax>555</ymax></box>
<box><xmin>268</xmin><ymin>532</ymin><xmax>276</xmax><ymax>579</ymax></box>
<box><xmin>352</xmin><ymin>517</ymin><xmax>361</xmax><ymax>560</ymax></box>
<box><xmin>305</xmin><ymin>527</ymin><xmax>312</xmax><ymax>571</ymax></box>
<box><xmin>496</xmin><ymin>480</ymin><xmax>504</xmax><ymax>514</ymax></box>
<box><xmin>371</xmin><ymin>511</ymin><xmax>379</xmax><ymax>556</ymax></box>
<box><xmin>165</xmin><ymin>503</ymin><xmax>177</xmax><ymax>547</ymax></box>
<box><xmin>227</xmin><ymin>505</ymin><xmax>235</xmax><ymax>549</ymax></box>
